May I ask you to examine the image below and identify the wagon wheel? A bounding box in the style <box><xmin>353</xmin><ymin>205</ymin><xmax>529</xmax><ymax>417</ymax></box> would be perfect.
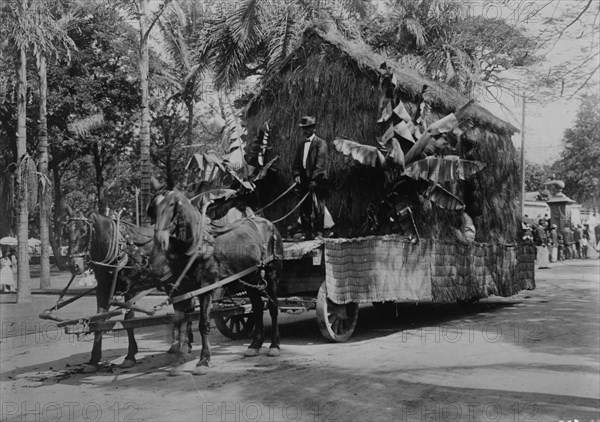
<box><xmin>316</xmin><ymin>281</ymin><xmax>358</xmax><ymax>342</ymax></box>
<box><xmin>213</xmin><ymin>287</ymin><xmax>255</xmax><ymax>340</ymax></box>
<box><xmin>214</xmin><ymin>313</ymin><xmax>255</xmax><ymax>340</ymax></box>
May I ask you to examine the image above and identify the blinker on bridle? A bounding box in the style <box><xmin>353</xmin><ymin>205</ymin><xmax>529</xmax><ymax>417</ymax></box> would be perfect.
<box><xmin>64</xmin><ymin>217</ymin><xmax>94</xmax><ymax>260</ymax></box>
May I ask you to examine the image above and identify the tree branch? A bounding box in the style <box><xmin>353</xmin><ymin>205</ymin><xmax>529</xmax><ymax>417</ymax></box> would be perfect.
<box><xmin>548</xmin><ymin>0</ymin><xmax>594</xmax><ymax>52</ymax></box>
<box><xmin>568</xmin><ymin>63</ymin><xmax>600</xmax><ymax>100</ymax></box>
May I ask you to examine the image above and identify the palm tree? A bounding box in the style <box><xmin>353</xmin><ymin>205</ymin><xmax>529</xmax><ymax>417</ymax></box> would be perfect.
<box><xmin>204</xmin><ymin>0</ymin><xmax>365</xmax><ymax>91</ymax></box>
<box><xmin>31</xmin><ymin>0</ymin><xmax>76</xmax><ymax>289</ymax></box>
<box><xmin>113</xmin><ymin>0</ymin><xmax>171</xmax><ymax>226</ymax></box>
<box><xmin>1</xmin><ymin>0</ymin><xmax>36</xmax><ymax>302</ymax></box>
<box><xmin>362</xmin><ymin>0</ymin><xmax>478</xmax><ymax>94</ymax></box>
<box><xmin>158</xmin><ymin>0</ymin><xmax>210</xmax><ymax>143</ymax></box>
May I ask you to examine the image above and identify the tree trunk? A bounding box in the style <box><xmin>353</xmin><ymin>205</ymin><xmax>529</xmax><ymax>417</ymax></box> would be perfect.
<box><xmin>16</xmin><ymin>42</ymin><xmax>31</xmax><ymax>303</ymax></box>
<box><xmin>51</xmin><ymin>165</ymin><xmax>68</xmax><ymax>270</ymax></box>
<box><xmin>186</xmin><ymin>98</ymin><xmax>194</xmax><ymax>144</ymax></box>
<box><xmin>138</xmin><ymin>0</ymin><xmax>151</xmax><ymax>227</ymax></box>
<box><xmin>37</xmin><ymin>52</ymin><xmax>51</xmax><ymax>289</ymax></box>
<box><xmin>93</xmin><ymin>144</ymin><xmax>106</xmax><ymax>210</ymax></box>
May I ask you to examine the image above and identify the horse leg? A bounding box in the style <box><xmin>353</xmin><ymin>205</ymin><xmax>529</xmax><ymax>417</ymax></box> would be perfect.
<box><xmin>266</xmin><ymin>268</ymin><xmax>280</xmax><ymax>357</ymax></box>
<box><xmin>119</xmin><ymin>292</ymin><xmax>138</xmax><ymax>368</ymax></box>
<box><xmin>83</xmin><ymin>282</ymin><xmax>111</xmax><ymax>373</ymax></box>
<box><xmin>168</xmin><ymin>305</ymin><xmax>188</xmax><ymax>376</ymax></box>
<box><xmin>167</xmin><ymin>303</ymin><xmax>194</xmax><ymax>354</ymax></box>
<box><xmin>167</xmin><ymin>319</ymin><xmax>183</xmax><ymax>354</ymax></box>
<box><xmin>83</xmin><ymin>307</ymin><xmax>106</xmax><ymax>373</ymax></box>
<box><xmin>192</xmin><ymin>293</ymin><xmax>212</xmax><ymax>375</ymax></box>
<box><xmin>244</xmin><ymin>284</ymin><xmax>265</xmax><ymax>357</ymax></box>
<box><xmin>185</xmin><ymin>321</ymin><xmax>194</xmax><ymax>353</ymax></box>
<box><xmin>121</xmin><ymin>311</ymin><xmax>138</xmax><ymax>368</ymax></box>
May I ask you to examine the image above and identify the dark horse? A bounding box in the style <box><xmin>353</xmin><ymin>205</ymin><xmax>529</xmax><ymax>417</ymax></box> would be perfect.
<box><xmin>148</xmin><ymin>185</ymin><xmax>284</xmax><ymax>376</ymax></box>
<box><xmin>63</xmin><ymin>207</ymin><xmax>190</xmax><ymax>373</ymax></box>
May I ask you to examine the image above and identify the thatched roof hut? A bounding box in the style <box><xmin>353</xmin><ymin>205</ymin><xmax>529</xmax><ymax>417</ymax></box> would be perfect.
<box><xmin>245</xmin><ymin>27</ymin><xmax>520</xmax><ymax>243</ymax></box>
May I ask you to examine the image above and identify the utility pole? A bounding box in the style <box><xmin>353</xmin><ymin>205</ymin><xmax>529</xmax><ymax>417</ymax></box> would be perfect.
<box><xmin>521</xmin><ymin>93</ymin><xmax>526</xmax><ymax>218</ymax></box>
<box><xmin>135</xmin><ymin>187</ymin><xmax>140</xmax><ymax>227</ymax></box>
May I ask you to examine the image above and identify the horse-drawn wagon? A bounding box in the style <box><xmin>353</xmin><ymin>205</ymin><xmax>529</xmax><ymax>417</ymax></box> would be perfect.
<box><xmin>40</xmin><ymin>28</ymin><xmax>538</xmax><ymax>374</ymax></box>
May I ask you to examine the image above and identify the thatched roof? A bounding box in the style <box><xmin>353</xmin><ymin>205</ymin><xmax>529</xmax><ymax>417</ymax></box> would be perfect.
<box><xmin>250</xmin><ymin>27</ymin><xmax>518</xmax><ymax>137</ymax></box>
<box><xmin>245</xmin><ymin>26</ymin><xmax>521</xmax><ymax>243</ymax></box>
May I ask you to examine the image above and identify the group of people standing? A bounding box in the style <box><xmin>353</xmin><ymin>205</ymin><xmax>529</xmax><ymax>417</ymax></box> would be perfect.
<box><xmin>523</xmin><ymin>215</ymin><xmax>598</xmax><ymax>262</ymax></box>
<box><xmin>0</xmin><ymin>248</ymin><xmax>17</xmax><ymax>292</ymax></box>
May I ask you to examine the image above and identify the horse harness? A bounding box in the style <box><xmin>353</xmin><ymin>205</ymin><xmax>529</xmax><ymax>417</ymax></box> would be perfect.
<box><xmin>154</xmin><ymin>197</ymin><xmax>281</xmax><ymax>310</ymax></box>
<box><xmin>65</xmin><ymin>216</ymin><xmax>152</xmax><ymax>271</ymax></box>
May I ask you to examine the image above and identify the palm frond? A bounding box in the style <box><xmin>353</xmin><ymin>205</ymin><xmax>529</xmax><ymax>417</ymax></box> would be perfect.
<box><xmin>267</xmin><ymin>8</ymin><xmax>293</xmax><ymax>72</ymax></box>
<box><xmin>68</xmin><ymin>113</ymin><xmax>105</xmax><ymax>136</ymax></box>
<box><xmin>404</xmin><ymin>18</ymin><xmax>426</xmax><ymax>48</ymax></box>
<box><xmin>229</xmin><ymin>0</ymin><xmax>263</xmax><ymax>52</ymax></box>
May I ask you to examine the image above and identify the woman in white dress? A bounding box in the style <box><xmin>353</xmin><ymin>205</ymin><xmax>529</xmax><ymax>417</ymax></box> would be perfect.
<box><xmin>1</xmin><ymin>250</ymin><xmax>16</xmax><ymax>292</ymax></box>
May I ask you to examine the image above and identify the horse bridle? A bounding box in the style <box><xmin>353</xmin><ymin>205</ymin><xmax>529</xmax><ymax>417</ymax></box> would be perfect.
<box><xmin>63</xmin><ymin>217</ymin><xmax>94</xmax><ymax>263</ymax></box>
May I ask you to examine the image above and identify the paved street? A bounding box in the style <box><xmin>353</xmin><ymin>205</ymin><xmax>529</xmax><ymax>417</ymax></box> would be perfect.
<box><xmin>1</xmin><ymin>257</ymin><xmax>599</xmax><ymax>422</ymax></box>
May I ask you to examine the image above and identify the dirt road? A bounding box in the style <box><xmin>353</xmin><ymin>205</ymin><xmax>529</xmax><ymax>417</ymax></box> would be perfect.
<box><xmin>1</xmin><ymin>259</ymin><xmax>599</xmax><ymax>422</ymax></box>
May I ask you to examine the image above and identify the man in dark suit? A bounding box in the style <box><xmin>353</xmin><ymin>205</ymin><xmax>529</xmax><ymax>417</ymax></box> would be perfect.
<box><xmin>293</xmin><ymin>116</ymin><xmax>328</xmax><ymax>240</ymax></box>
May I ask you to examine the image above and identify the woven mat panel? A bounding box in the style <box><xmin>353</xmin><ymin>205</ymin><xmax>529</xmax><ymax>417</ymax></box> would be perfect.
<box><xmin>283</xmin><ymin>240</ymin><xmax>324</xmax><ymax>260</ymax></box>
<box><xmin>431</xmin><ymin>242</ymin><xmax>500</xmax><ymax>302</ymax></box>
<box><xmin>325</xmin><ymin>236</ymin><xmax>433</xmax><ymax>304</ymax></box>
<box><xmin>325</xmin><ymin>237</ymin><xmax>536</xmax><ymax>304</ymax></box>
<box><xmin>514</xmin><ymin>243</ymin><xmax>536</xmax><ymax>293</ymax></box>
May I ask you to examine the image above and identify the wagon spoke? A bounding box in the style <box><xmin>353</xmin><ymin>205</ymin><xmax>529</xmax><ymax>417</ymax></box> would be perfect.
<box><xmin>316</xmin><ymin>282</ymin><xmax>358</xmax><ymax>342</ymax></box>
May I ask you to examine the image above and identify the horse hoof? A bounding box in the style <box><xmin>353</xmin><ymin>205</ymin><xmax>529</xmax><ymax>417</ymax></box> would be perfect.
<box><xmin>192</xmin><ymin>365</ymin><xmax>208</xmax><ymax>376</ymax></box>
<box><xmin>244</xmin><ymin>348</ymin><xmax>260</xmax><ymax>357</ymax></box>
<box><xmin>120</xmin><ymin>359</ymin><xmax>136</xmax><ymax>369</ymax></box>
<box><xmin>267</xmin><ymin>348</ymin><xmax>280</xmax><ymax>357</ymax></box>
<box><xmin>82</xmin><ymin>364</ymin><xmax>98</xmax><ymax>374</ymax></box>
<box><xmin>169</xmin><ymin>368</ymin><xmax>186</xmax><ymax>377</ymax></box>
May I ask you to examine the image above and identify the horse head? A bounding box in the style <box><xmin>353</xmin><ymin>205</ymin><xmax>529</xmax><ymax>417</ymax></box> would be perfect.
<box><xmin>62</xmin><ymin>206</ymin><xmax>93</xmax><ymax>275</ymax></box>
<box><xmin>149</xmin><ymin>189</ymin><xmax>178</xmax><ymax>252</ymax></box>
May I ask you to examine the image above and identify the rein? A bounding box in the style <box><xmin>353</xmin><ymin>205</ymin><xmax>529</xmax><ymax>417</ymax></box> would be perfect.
<box><xmin>271</xmin><ymin>191</ymin><xmax>310</xmax><ymax>224</ymax></box>
<box><xmin>252</xmin><ymin>181</ymin><xmax>298</xmax><ymax>215</ymax></box>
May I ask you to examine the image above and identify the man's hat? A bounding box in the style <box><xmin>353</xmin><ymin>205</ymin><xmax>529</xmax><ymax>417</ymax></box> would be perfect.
<box><xmin>298</xmin><ymin>116</ymin><xmax>316</xmax><ymax>127</ymax></box>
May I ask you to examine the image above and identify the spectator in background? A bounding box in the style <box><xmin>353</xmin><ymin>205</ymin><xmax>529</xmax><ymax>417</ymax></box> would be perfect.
<box><xmin>522</xmin><ymin>224</ymin><xmax>534</xmax><ymax>243</ymax></box>
<box><xmin>562</xmin><ymin>226</ymin><xmax>573</xmax><ymax>260</ymax></box>
<box><xmin>0</xmin><ymin>249</ymin><xmax>16</xmax><ymax>292</ymax></box>
<box><xmin>573</xmin><ymin>224</ymin><xmax>583</xmax><ymax>259</ymax></box>
<box><xmin>557</xmin><ymin>234</ymin><xmax>564</xmax><ymax>261</ymax></box>
<box><xmin>549</xmin><ymin>224</ymin><xmax>558</xmax><ymax>263</ymax></box>
<box><xmin>535</xmin><ymin>221</ymin><xmax>547</xmax><ymax>246</ymax></box>
<box><xmin>580</xmin><ymin>235</ymin><xmax>589</xmax><ymax>259</ymax></box>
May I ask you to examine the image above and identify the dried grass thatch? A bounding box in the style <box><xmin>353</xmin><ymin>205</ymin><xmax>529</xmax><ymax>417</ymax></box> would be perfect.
<box><xmin>245</xmin><ymin>27</ymin><xmax>520</xmax><ymax>243</ymax></box>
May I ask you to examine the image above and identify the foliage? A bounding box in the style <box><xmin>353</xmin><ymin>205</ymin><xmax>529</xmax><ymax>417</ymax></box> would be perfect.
<box><xmin>524</xmin><ymin>160</ymin><xmax>551</xmax><ymax>192</ymax></box>
<box><xmin>201</xmin><ymin>0</ymin><xmax>367</xmax><ymax>90</ymax></box>
<box><xmin>360</xmin><ymin>0</ymin><xmax>539</xmax><ymax>95</ymax></box>
<box><xmin>552</xmin><ymin>93</ymin><xmax>600</xmax><ymax>205</ymax></box>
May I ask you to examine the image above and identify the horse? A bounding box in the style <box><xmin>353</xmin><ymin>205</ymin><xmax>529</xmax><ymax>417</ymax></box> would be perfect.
<box><xmin>62</xmin><ymin>207</ymin><xmax>193</xmax><ymax>373</ymax></box>
<box><xmin>148</xmin><ymin>184</ymin><xmax>283</xmax><ymax>376</ymax></box>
